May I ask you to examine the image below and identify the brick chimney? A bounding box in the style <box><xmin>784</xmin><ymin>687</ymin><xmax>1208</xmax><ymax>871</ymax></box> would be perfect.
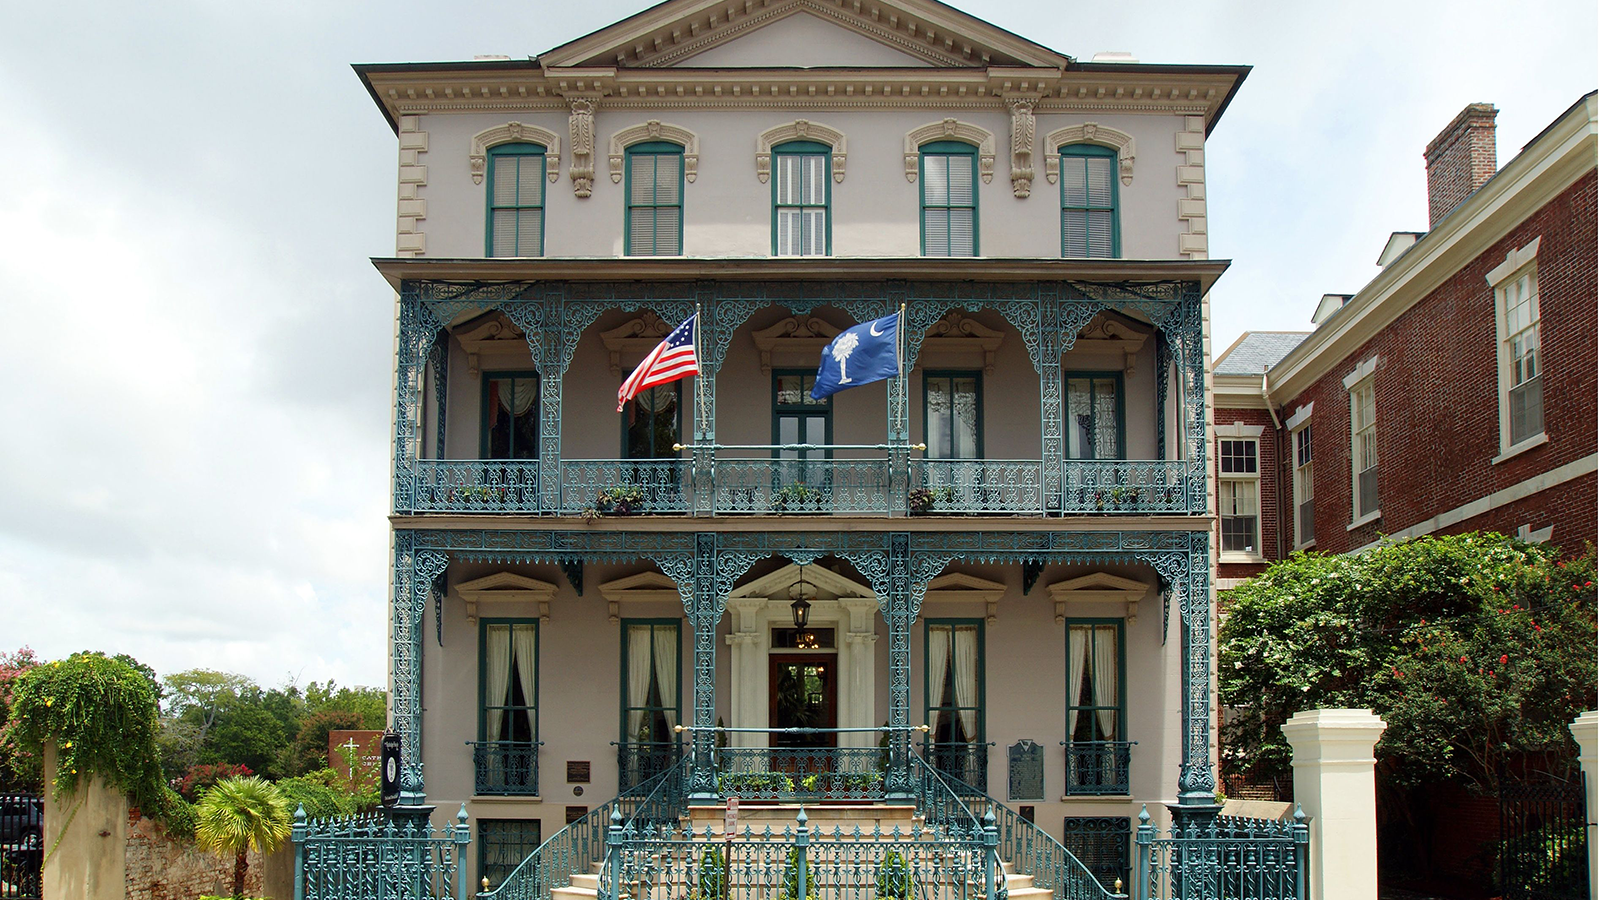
<box><xmin>1424</xmin><ymin>103</ymin><xmax>1498</xmax><ymax>227</ymax></box>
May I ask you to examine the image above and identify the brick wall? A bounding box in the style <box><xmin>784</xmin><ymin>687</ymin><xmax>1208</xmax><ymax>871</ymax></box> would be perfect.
<box><xmin>1268</xmin><ymin>170</ymin><xmax>1597</xmax><ymax>556</ymax></box>
<box><xmin>1425</xmin><ymin>103</ymin><xmax>1498</xmax><ymax>228</ymax></box>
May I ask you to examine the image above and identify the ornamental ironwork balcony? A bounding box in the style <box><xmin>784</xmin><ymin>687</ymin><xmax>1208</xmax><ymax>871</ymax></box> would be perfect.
<box><xmin>615</xmin><ymin>741</ymin><xmax>683</xmax><ymax>792</ymax></box>
<box><xmin>716</xmin><ymin>747</ymin><xmax>887</xmax><ymax>801</ymax></box>
<box><xmin>405</xmin><ymin>457</ymin><xmax>1202</xmax><ymax>516</ymax></box>
<box><xmin>923</xmin><ymin>740</ymin><xmax>990</xmax><ymax>792</ymax></box>
<box><xmin>1063</xmin><ymin>740</ymin><xmax>1134</xmax><ymax>796</ymax></box>
<box><xmin>470</xmin><ymin>741</ymin><xmax>540</xmax><ymax>796</ymax></box>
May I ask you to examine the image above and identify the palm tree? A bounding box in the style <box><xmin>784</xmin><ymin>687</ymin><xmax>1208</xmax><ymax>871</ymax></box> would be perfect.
<box><xmin>194</xmin><ymin>775</ymin><xmax>293</xmax><ymax>899</ymax></box>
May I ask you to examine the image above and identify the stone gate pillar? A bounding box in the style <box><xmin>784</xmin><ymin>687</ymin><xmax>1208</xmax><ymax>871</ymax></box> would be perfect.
<box><xmin>1281</xmin><ymin>709</ymin><xmax>1387</xmax><ymax>900</ymax></box>
<box><xmin>1570</xmin><ymin>709</ymin><xmax>1599</xmax><ymax>900</ymax></box>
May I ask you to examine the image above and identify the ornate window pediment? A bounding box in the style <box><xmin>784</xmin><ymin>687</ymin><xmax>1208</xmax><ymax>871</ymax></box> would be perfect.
<box><xmin>1072</xmin><ymin>311</ymin><xmax>1151</xmax><ymax>377</ymax></box>
<box><xmin>756</xmin><ymin>121</ymin><xmax>847</xmax><ymax>184</ymax></box>
<box><xmin>924</xmin><ymin>571</ymin><xmax>1006</xmax><ymax>626</ymax></box>
<box><xmin>608</xmin><ymin>121</ymin><xmax>700</xmax><ymax>184</ymax></box>
<box><xmin>749</xmin><ymin>315</ymin><xmax>842</xmax><ymax>375</ymax></box>
<box><xmin>1044</xmin><ymin>123</ymin><xmax>1136</xmax><ymax>187</ymax></box>
<box><xmin>597</xmin><ymin>571</ymin><xmax>683</xmax><ymax>624</ymax></box>
<box><xmin>904</xmin><ymin>119</ymin><xmax>996</xmax><ymax>184</ymax></box>
<box><xmin>456</xmin><ymin>571</ymin><xmax>558</xmax><ymax>624</ymax></box>
<box><xmin>470</xmin><ymin>122</ymin><xmax>562</xmax><ymax>185</ymax></box>
<box><xmin>601</xmin><ymin>312</ymin><xmax>678</xmax><ymax>377</ymax></box>
<box><xmin>451</xmin><ymin>313</ymin><xmax>532</xmax><ymax>377</ymax></box>
<box><xmin>1047</xmin><ymin>572</ymin><xmax>1148</xmax><ymax>624</ymax></box>
<box><xmin>920</xmin><ymin>311</ymin><xmax>1005</xmax><ymax>374</ymax></box>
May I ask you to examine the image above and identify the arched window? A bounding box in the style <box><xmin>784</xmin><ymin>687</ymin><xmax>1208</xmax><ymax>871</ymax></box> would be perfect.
<box><xmin>625</xmin><ymin>141</ymin><xmax>684</xmax><ymax>256</ymax></box>
<box><xmin>920</xmin><ymin>141</ymin><xmax>978</xmax><ymax>257</ymax></box>
<box><xmin>772</xmin><ymin>140</ymin><xmax>831</xmax><ymax>256</ymax></box>
<box><xmin>1059</xmin><ymin>144</ymin><xmax>1119</xmax><ymax>258</ymax></box>
<box><xmin>486</xmin><ymin>143</ymin><xmax>546</xmax><ymax>257</ymax></box>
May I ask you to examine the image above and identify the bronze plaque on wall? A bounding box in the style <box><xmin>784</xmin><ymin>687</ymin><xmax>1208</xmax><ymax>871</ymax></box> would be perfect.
<box><xmin>566</xmin><ymin>761</ymin><xmax>591</xmax><ymax>783</ymax></box>
<box><xmin>565</xmin><ymin>806</ymin><xmax>587</xmax><ymax>824</ymax></box>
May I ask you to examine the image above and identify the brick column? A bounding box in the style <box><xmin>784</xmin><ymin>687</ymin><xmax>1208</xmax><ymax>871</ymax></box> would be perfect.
<box><xmin>1281</xmin><ymin>709</ymin><xmax>1387</xmax><ymax>900</ymax></box>
<box><xmin>1570</xmin><ymin>710</ymin><xmax>1599</xmax><ymax>900</ymax></box>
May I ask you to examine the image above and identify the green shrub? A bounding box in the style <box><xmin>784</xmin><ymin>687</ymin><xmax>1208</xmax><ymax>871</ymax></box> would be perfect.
<box><xmin>697</xmin><ymin>846</ymin><xmax>727</xmax><ymax>900</ymax></box>
<box><xmin>875</xmin><ymin>851</ymin><xmax>913</xmax><ymax>900</ymax></box>
<box><xmin>777</xmin><ymin>848</ymin><xmax>819</xmax><ymax>900</ymax></box>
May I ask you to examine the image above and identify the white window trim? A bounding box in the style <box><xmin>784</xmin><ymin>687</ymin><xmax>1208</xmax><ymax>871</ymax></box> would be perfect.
<box><xmin>1218</xmin><ymin>435</ymin><xmax>1263</xmax><ymax>562</ymax></box>
<box><xmin>1284</xmin><ymin>402</ymin><xmax>1314</xmax><ymax>431</ymax></box>
<box><xmin>1348</xmin><ymin>374</ymin><xmax>1378</xmax><ymax>527</ymax></box>
<box><xmin>1291</xmin><ymin>423</ymin><xmax>1315</xmax><ymax>550</ymax></box>
<box><xmin>1488</xmin><ymin>237</ymin><xmax>1545</xmax><ymax>458</ymax></box>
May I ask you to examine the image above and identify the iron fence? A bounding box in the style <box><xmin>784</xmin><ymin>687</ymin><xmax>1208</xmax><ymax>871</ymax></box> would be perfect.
<box><xmin>0</xmin><ymin>793</ymin><xmax>41</xmax><ymax>900</ymax></box>
<box><xmin>471</xmin><ymin>741</ymin><xmax>541</xmax><ymax>796</ymax></box>
<box><xmin>1133</xmin><ymin>808</ymin><xmax>1307</xmax><ymax>900</ymax></box>
<box><xmin>716</xmin><ymin>748</ymin><xmax>887</xmax><ymax>802</ymax></box>
<box><xmin>294</xmin><ymin>807</ymin><xmax>472</xmax><ymax>900</ymax></box>
<box><xmin>1498</xmin><ymin>773</ymin><xmax>1590</xmax><ymax>900</ymax></box>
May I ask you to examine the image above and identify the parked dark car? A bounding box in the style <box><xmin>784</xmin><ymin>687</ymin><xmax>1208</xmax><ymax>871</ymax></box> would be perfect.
<box><xmin>0</xmin><ymin>796</ymin><xmax>41</xmax><ymax>850</ymax></box>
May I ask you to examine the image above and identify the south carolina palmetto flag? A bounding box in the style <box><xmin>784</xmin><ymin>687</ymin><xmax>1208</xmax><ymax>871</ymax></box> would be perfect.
<box><xmin>617</xmin><ymin>314</ymin><xmax>699</xmax><ymax>411</ymax></box>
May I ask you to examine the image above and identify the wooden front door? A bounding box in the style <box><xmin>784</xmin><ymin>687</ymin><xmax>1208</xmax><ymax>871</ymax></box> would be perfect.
<box><xmin>768</xmin><ymin>655</ymin><xmax>837</xmax><ymax>748</ymax></box>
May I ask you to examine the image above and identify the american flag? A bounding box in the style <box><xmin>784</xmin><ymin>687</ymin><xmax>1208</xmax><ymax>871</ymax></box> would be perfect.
<box><xmin>617</xmin><ymin>314</ymin><xmax>699</xmax><ymax>412</ymax></box>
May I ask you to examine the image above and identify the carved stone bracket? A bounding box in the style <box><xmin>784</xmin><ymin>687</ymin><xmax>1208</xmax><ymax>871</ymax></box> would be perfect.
<box><xmin>609</xmin><ymin>120</ymin><xmax>701</xmax><ymax>184</ymax></box>
<box><xmin>756</xmin><ymin>120</ymin><xmax>848</xmax><ymax>184</ymax></box>
<box><xmin>568</xmin><ymin>96</ymin><xmax>599</xmax><ymax>197</ymax></box>
<box><xmin>1044</xmin><ymin>123</ymin><xmax>1137</xmax><ymax>187</ymax></box>
<box><xmin>469</xmin><ymin>122</ymin><xmax>563</xmax><ymax>185</ymax></box>
<box><xmin>1005</xmin><ymin>95</ymin><xmax>1038</xmax><ymax>198</ymax></box>
<box><xmin>903</xmin><ymin>119</ymin><xmax>996</xmax><ymax>184</ymax></box>
<box><xmin>1047</xmin><ymin>571</ymin><xmax>1149</xmax><ymax>625</ymax></box>
<box><xmin>456</xmin><ymin>571</ymin><xmax>558</xmax><ymax>624</ymax></box>
<box><xmin>750</xmin><ymin>314</ymin><xmax>842</xmax><ymax>375</ymax></box>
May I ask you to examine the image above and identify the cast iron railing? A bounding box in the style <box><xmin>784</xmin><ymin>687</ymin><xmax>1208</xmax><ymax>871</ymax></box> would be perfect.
<box><xmin>1497</xmin><ymin>774</ymin><xmax>1590</xmax><ymax>900</ymax></box>
<box><xmin>925</xmin><ymin>741</ymin><xmax>990</xmax><ymax>793</ymax></box>
<box><xmin>293</xmin><ymin>806</ymin><xmax>472</xmax><ymax>900</ymax></box>
<box><xmin>616</xmin><ymin>741</ymin><xmax>683</xmax><ymax>792</ymax></box>
<box><xmin>716</xmin><ymin>747</ymin><xmax>888</xmax><ymax>801</ymax></box>
<box><xmin>405</xmin><ymin>457</ymin><xmax>1204</xmax><ymax>516</ymax></box>
<box><xmin>1133</xmin><ymin>807</ymin><xmax>1308</xmax><ymax>900</ymax></box>
<box><xmin>471</xmin><ymin>741</ymin><xmax>541</xmax><ymax>796</ymax></box>
<box><xmin>1063</xmin><ymin>742</ymin><xmax>1134</xmax><ymax>796</ymax></box>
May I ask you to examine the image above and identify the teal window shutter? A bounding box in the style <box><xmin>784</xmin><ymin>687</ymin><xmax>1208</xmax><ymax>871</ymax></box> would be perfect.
<box><xmin>920</xmin><ymin>141</ymin><xmax>978</xmax><ymax>256</ymax></box>
<box><xmin>486</xmin><ymin>143</ymin><xmax>546</xmax><ymax>257</ymax></box>
<box><xmin>1059</xmin><ymin>145</ymin><xmax>1118</xmax><ymax>258</ymax></box>
<box><xmin>771</xmin><ymin>140</ymin><xmax>831</xmax><ymax>256</ymax></box>
<box><xmin>626</xmin><ymin>142</ymin><xmax>684</xmax><ymax>256</ymax></box>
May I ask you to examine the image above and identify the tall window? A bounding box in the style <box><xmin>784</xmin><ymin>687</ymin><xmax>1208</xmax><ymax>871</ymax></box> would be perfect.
<box><xmin>1059</xmin><ymin>145</ymin><xmax>1118</xmax><ymax>258</ymax></box>
<box><xmin>1218</xmin><ymin>439</ymin><xmax>1260</xmax><ymax>557</ymax></box>
<box><xmin>482</xmin><ymin>373</ymin><xmax>539</xmax><ymax>459</ymax></box>
<box><xmin>620</xmin><ymin>620</ymin><xmax>680</xmax><ymax>788</ymax></box>
<box><xmin>1499</xmin><ymin>265</ymin><xmax>1544</xmax><ymax>447</ymax></box>
<box><xmin>1350</xmin><ymin>379</ymin><xmax>1378</xmax><ymax>521</ymax></box>
<box><xmin>773</xmin><ymin>141</ymin><xmax>829</xmax><ymax>256</ymax></box>
<box><xmin>773</xmin><ymin>371</ymin><xmax>832</xmax><ymax>483</ymax></box>
<box><xmin>486</xmin><ymin>144</ymin><xmax>546</xmax><ymax>257</ymax></box>
<box><xmin>1293</xmin><ymin>425</ymin><xmax>1314</xmax><ymax>547</ymax></box>
<box><xmin>924</xmin><ymin>372</ymin><xmax>981</xmax><ymax>459</ymax></box>
<box><xmin>1066</xmin><ymin>620</ymin><xmax>1123</xmax><ymax>743</ymax></box>
<box><xmin>479</xmin><ymin>820</ymin><xmax>542</xmax><ymax>891</ymax></box>
<box><xmin>623</xmin><ymin>382</ymin><xmax>680</xmax><ymax>459</ymax></box>
<box><xmin>626</xmin><ymin>142</ymin><xmax>684</xmax><ymax>256</ymax></box>
<box><xmin>921</xmin><ymin>142</ymin><xmax>978</xmax><ymax>257</ymax></box>
<box><xmin>481</xmin><ymin>620</ymin><xmax>538</xmax><ymax>746</ymax></box>
<box><xmin>1065</xmin><ymin>374</ymin><xmax>1123</xmax><ymax>460</ymax></box>
<box><xmin>926</xmin><ymin>621</ymin><xmax>984</xmax><ymax>786</ymax></box>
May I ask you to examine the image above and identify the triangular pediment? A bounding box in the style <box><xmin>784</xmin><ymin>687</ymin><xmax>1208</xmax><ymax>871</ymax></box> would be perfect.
<box><xmin>455</xmin><ymin>571</ymin><xmax>559</xmax><ymax>623</ymax></box>
<box><xmin>1046</xmin><ymin>571</ymin><xmax>1147</xmax><ymax>624</ymax></box>
<box><xmin>538</xmin><ymin>0</ymin><xmax>1068</xmax><ymax>70</ymax></box>
<box><xmin>925</xmin><ymin>571</ymin><xmax>1005</xmax><ymax>624</ymax></box>
<box><xmin>597</xmin><ymin>571</ymin><xmax>684</xmax><ymax>623</ymax></box>
<box><xmin>727</xmin><ymin>563</ymin><xmax>877</xmax><ymax>602</ymax></box>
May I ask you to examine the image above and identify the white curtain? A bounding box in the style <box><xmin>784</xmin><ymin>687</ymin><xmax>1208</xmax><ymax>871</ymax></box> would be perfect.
<box><xmin>513</xmin><ymin>624</ymin><xmax>539</xmax><ymax>738</ymax></box>
<box><xmin>496</xmin><ymin>378</ymin><xmax>538</xmax><ymax>416</ymax></box>
<box><xmin>653</xmin><ymin>626</ymin><xmax>678</xmax><ymax>733</ymax></box>
<box><xmin>484</xmin><ymin>624</ymin><xmax>512</xmax><ymax>741</ymax></box>
<box><xmin>626</xmin><ymin>626</ymin><xmax>654</xmax><ymax>741</ymax></box>
<box><xmin>1067</xmin><ymin>625</ymin><xmax>1090</xmax><ymax>739</ymax></box>
<box><xmin>1091</xmin><ymin>625</ymin><xmax>1118</xmax><ymax>741</ymax></box>
<box><xmin>952</xmin><ymin>626</ymin><xmax>979</xmax><ymax>743</ymax></box>
<box><xmin>927</xmin><ymin>626</ymin><xmax>952</xmax><ymax>735</ymax></box>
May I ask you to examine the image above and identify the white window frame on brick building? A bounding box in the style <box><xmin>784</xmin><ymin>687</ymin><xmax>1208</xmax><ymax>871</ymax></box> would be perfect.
<box><xmin>1487</xmin><ymin>237</ymin><xmax>1546</xmax><ymax>461</ymax></box>
<box><xmin>1343</xmin><ymin>357</ymin><xmax>1379</xmax><ymax>528</ymax></box>
<box><xmin>1286</xmin><ymin>403</ymin><xmax>1314</xmax><ymax>549</ymax></box>
<box><xmin>1216</xmin><ymin>423</ymin><xmax>1264</xmax><ymax>562</ymax></box>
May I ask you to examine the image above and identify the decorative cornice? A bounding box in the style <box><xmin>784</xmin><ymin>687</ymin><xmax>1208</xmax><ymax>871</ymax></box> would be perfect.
<box><xmin>1047</xmin><ymin>571</ymin><xmax>1148</xmax><ymax>624</ymax></box>
<box><xmin>609</xmin><ymin>120</ymin><xmax>701</xmax><ymax>184</ymax></box>
<box><xmin>750</xmin><ymin>314</ymin><xmax>842</xmax><ymax>375</ymax></box>
<box><xmin>903</xmin><ymin>119</ymin><xmax>995</xmax><ymax>183</ymax></box>
<box><xmin>452</xmin><ymin>313</ymin><xmax>530</xmax><ymax>377</ymax></box>
<box><xmin>756</xmin><ymin>120</ymin><xmax>847</xmax><ymax>183</ymax></box>
<box><xmin>919</xmin><ymin>311</ymin><xmax>1004</xmax><ymax>374</ymax></box>
<box><xmin>455</xmin><ymin>571</ymin><xmax>558</xmax><ymax>623</ymax></box>
<box><xmin>469</xmin><ymin>122</ymin><xmax>563</xmax><ymax>185</ymax></box>
<box><xmin>1043</xmin><ymin>122</ymin><xmax>1135</xmax><ymax>186</ymax></box>
<box><xmin>596</xmin><ymin>570</ymin><xmax>682</xmax><ymax>624</ymax></box>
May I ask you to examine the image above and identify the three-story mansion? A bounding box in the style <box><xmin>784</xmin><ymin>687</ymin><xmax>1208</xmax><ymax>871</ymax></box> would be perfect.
<box><xmin>356</xmin><ymin>0</ymin><xmax>1247</xmax><ymax>890</ymax></box>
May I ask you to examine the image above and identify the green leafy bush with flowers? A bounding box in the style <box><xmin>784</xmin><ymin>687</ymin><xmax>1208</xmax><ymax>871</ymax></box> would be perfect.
<box><xmin>1220</xmin><ymin>532</ymin><xmax>1596</xmax><ymax>795</ymax></box>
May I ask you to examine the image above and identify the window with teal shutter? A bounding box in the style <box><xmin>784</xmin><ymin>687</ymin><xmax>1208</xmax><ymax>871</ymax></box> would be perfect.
<box><xmin>921</xmin><ymin>141</ymin><xmax>978</xmax><ymax>256</ymax></box>
<box><xmin>626</xmin><ymin>142</ymin><xmax>684</xmax><ymax>256</ymax></box>
<box><xmin>1059</xmin><ymin>145</ymin><xmax>1118</xmax><ymax>258</ymax></box>
<box><xmin>486</xmin><ymin>144</ymin><xmax>546</xmax><ymax>257</ymax></box>
<box><xmin>772</xmin><ymin>141</ymin><xmax>830</xmax><ymax>256</ymax></box>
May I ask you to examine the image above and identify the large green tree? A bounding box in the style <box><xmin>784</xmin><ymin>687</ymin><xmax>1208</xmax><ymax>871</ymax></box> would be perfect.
<box><xmin>1220</xmin><ymin>532</ymin><xmax>1596</xmax><ymax>795</ymax></box>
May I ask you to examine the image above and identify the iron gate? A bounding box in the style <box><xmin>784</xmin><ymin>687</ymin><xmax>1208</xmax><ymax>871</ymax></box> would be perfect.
<box><xmin>0</xmin><ymin>793</ymin><xmax>42</xmax><ymax>900</ymax></box>
<box><xmin>1499</xmin><ymin>773</ymin><xmax>1590</xmax><ymax>900</ymax></box>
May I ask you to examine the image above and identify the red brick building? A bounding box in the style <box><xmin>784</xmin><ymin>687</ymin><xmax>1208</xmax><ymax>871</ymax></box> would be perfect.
<box><xmin>1214</xmin><ymin>93</ymin><xmax>1597</xmax><ymax>584</ymax></box>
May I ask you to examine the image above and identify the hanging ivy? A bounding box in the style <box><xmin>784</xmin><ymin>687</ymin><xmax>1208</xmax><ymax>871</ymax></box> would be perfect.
<box><xmin>1</xmin><ymin>651</ymin><xmax>194</xmax><ymax>836</ymax></box>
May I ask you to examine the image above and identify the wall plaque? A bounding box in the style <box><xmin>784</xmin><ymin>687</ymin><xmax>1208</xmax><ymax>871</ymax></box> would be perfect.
<box><xmin>565</xmin><ymin>806</ymin><xmax>587</xmax><ymax>825</ymax></box>
<box><xmin>1008</xmin><ymin>740</ymin><xmax>1044</xmax><ymax>801</ymax></box>
<box><xmin>567</xmin><ymin>761</ymin><xmax>591</xmax><ymax>783</ymax></box>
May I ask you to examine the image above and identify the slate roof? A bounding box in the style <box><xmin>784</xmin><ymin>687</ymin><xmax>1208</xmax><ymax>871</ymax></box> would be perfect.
<box><xmin>1213</xmin><ymin>331</ymin><xmax>1310</xmax><ymax>375</ymax></box>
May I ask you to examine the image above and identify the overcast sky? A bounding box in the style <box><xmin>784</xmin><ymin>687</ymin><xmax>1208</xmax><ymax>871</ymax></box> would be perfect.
<box><xmin>0</xmin><ymin>0</ymin><xmax>1593</xmax><ymax>690</ymax></box>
